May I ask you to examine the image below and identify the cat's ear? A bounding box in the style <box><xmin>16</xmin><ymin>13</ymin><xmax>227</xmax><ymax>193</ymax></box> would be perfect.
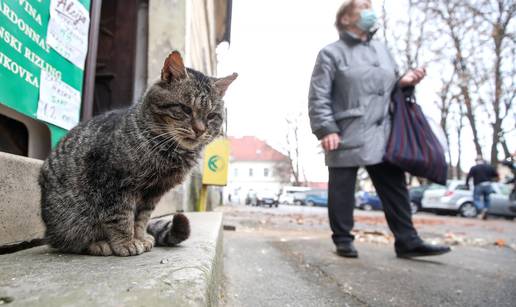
<box><xmin>214</xmin><ymin>73</ymin><xmax>238</xmax><ymax>96</ymax></box>
<box><xmin>161</xmin><ymin>51</ymin><xmax>189</xmax><ymax>82</ymax></box>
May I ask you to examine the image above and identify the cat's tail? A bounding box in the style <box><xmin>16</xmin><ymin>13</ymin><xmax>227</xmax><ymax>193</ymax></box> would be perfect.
<box><xmin>146</xmin><ymin>213</ymin><xmax>190</xmax><ymax>246</ymax></box>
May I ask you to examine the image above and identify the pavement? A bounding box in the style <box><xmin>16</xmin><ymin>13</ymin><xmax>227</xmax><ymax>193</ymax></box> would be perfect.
<box><xmin>219</xmin><ymin>204</ymin><xmax>516</xmax><ymax>307</ymax></box>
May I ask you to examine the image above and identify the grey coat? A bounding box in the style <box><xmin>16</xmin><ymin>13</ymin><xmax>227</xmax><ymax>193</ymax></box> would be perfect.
<box><xmin>308</xmin><ymin>31</ymin><xmax>399</xmax><ymax>167</ymax></box>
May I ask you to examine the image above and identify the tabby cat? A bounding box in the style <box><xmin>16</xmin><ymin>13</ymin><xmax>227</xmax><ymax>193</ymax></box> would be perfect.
<box><xmin>39</xmin><ymin>51</ymin><xmax>237</xmax><ymax>256</ymax></box>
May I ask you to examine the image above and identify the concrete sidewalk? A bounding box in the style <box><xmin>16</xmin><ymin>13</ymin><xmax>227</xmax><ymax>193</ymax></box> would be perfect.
<box><xmin>221</xmin><ymin>204</ymin><xmax>516</xmax><ymax>307</ymax></box>
<box><xmin>0</xmin><ymin>212</ymin><xmax>223</xmax><ymax>307</ymax></box>
<box><xmin>224</xmin><ymin>230</ymin><xmax>516</xmax><ymax>307</ymax></box>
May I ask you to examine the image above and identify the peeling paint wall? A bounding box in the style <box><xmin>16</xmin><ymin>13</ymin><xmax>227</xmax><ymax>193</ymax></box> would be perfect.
<box><xmin>148</xmin><ymin>0</ymin><xmax>220</xmax><ymax>83</ymax></box>
<box><xmin>148</xmin><ymin>0</ymin><xmax>187</xmax><ymax>84</ymax></box>
<box><xmin>149</xmin><ymin>0</ymin><xmax>226</xmax><ymax>213</ymax></box>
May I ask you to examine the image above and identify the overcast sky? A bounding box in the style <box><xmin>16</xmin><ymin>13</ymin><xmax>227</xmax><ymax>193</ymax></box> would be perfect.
<box><xmin>216</xmin><ymin>0</ymin><xmax>510</xmax><ymax>182</ymax></box>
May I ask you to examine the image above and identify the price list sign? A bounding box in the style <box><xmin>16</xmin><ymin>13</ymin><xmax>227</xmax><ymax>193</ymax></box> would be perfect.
<box><xmin>0</xmin><ymin>0</ymin><xmax>91</xmax><ymax>146</ymax></box>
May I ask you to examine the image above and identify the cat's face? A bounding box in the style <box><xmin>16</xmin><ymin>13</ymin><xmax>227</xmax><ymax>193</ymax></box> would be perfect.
<box><xmin>147</xmin><ymin>51</ymin><xmax>237</xmax><ymax>150</ymax></box>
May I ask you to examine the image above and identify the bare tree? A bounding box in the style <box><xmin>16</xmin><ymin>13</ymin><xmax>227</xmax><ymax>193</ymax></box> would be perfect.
<box><xmin>284</xmin><ymin>113</ymin><xmax>305</xmax><ymax>186</ymax></box>
<box><xmin>273</xmin><ymin>159</ymin><xmax>292</xmax><ymax>185</ymax></box>
<box><xmin>425</xmin><ymin>0</ymin><xmax>486</xmax><ymax>158</ymax></box>
<box><xmin>380</xmin><ymin>0</ymin><xmax>516</xmax><ymax>176</ymax></box>
<box><xmin>380</xmin><ymin>0</ymin><xmax>430</xmax><ymax>71</ymax></box>
<box><xmin>453</xmin><ymin>100</ymin><xmax>467</xmax><ymax>179</ymax></box>
<box><xmin>465</xmin><ymin>0</ymin><xmax>516</xmax><ymax>166</ymax></box>
<box><xmin>434</xmin><ymin>69</ymin><xmax>459</xmax><ymax>178</ymax></box>
<box><xmin>382</xmin><ymin>0</ymin><xmax>459</xmax><ymax>180</ymax></box>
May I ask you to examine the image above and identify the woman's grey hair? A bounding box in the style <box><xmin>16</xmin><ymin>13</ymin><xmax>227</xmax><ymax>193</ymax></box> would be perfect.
<box><xmin>335</xmin><ymin>0</ymin><xmax>355</xmax><ymax>32</ymax></box>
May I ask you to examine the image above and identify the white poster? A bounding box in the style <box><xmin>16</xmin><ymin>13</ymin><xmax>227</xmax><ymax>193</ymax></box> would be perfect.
<box><xmin>46</xmin><ymin>0</ymin><xmax>90</xmax><ymax>69</ymax></box>
<box><xmin>37</xmin><ymin>70</ymin><xmax>81</xmax><ymax>130</ymax></box>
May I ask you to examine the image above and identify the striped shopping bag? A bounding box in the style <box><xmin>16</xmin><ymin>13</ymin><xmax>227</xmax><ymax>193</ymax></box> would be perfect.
<box><xmin>384</xmin><ymin>85</ymin><xmax>448</xmax><ymax>185</ymax></box>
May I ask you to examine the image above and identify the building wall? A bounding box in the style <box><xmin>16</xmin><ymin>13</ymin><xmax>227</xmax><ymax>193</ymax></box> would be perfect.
<box><xmin>226</xmin><ymin>161</ymin><xmax>285</xmax><ymax>204</ymax></box>
<box><xmin>148</xmin><ymin>0</ymin><xmax>225</xmax><ymax>212</ymax></box>
<box><xmin>148</xmin><ymin>0</ymin><xmax>219</xmax><ymax>84</ymax></box>
<box><xmin>186</xmin><ymin>0</ymin><xmax>217</xmax><ymax>75</ymax></box>
<box><xmin>148</xmin><ymin>0</ymin><xmax>188</xmax><ymax>84</ymax></box>
<box><xmin>229</xmin><ymin>161</ymin><xmax>280</xmax><ymax>184</ymax></box>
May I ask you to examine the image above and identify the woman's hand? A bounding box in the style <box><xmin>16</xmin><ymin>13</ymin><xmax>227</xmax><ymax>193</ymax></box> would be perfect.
<box><xmin>322</xmin><ymin>133</ymin><xmax>340</xmax><ymax>152</ymax></box>
<box><xmin>399</xmin><ymin>67</ymin><xmax>426</xmax><ymax>87</ymax></box>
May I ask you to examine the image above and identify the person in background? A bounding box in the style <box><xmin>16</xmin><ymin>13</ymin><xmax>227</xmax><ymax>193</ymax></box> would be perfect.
<box><xmin>501</xmin><ymin>157</ymin><xmax>516</xmax><ymax>201</ymax></box>
<box><xmin>466</xmin><ymin>156</ymin><xmax>499</xmax><ymax>220</ymax></box>
<box><xmin>308</xmin><ymin>0</ymin><xmax>451</xmax><ymax>258</ymax></box>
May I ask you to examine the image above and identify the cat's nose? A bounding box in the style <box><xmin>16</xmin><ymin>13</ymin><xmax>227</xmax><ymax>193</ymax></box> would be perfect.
<box><xmin>192</xmin><ymin>120</ymin><xmax>206</xmax><ymax>137</ymax></box>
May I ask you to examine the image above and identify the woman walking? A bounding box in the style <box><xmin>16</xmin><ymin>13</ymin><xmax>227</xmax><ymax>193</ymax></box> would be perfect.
<box><xmin>308</xmin><ymin>0</ymin><xmax>451</xmax><ymax>258</ymax></box>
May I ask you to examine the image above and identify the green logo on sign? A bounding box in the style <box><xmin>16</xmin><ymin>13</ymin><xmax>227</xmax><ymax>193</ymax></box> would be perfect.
<box><xmin>208</xmin><ymin>155</ymin><xmax>225</xmax><ymax>172</ymax></box>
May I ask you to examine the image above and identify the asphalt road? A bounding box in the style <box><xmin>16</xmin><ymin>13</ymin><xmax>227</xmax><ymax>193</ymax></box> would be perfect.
<box><xmin>220</xmin><ymin>204</ymin><xmax>516</xmax><ymax>307</ymax></box>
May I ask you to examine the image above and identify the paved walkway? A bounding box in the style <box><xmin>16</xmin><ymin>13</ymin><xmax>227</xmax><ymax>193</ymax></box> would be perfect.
<box><xmin>220</xmin><ymin>204</ymin><xmax>516</xmax><ymax>307</ymax></box>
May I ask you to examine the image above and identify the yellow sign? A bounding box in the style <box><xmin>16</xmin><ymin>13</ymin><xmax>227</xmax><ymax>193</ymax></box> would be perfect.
<box><xmin>202</xmin><ymin>138</ymin><xmax>230</xmax><ymax>186</ymax></box>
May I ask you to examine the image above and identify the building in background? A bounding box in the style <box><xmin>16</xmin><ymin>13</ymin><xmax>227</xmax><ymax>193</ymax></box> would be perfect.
<box><xmin>226</xmin><ymin>136</ymin><xmax>290</xmax><ymax>203</ymax></box>
<box><xmin>306</xmin><ymin>182</ymin><xmax>329</xmax><ymax>190</ymax></box>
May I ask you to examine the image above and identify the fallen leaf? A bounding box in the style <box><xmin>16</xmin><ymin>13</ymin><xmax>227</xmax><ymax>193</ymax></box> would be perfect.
<box><xmin>494</xmin><ymin>239</ymin><xmax>506</xmax><ymax>247</ymax></box>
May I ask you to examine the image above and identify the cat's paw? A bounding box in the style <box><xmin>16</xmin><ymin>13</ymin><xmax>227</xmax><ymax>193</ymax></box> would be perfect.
<box><xmin>88</xmin><ymin>241</ymin><xmax>113</xmax><ymax>256</ymax></box>
<box><xmin>111</xmin><ymin>240</ymin><xmax>145</xmax><ymax>256</ymax></box>
<box><xmin>136</xmin><ymin>234</ymin><xmax>155</xmax><ymax>252</ymax></box>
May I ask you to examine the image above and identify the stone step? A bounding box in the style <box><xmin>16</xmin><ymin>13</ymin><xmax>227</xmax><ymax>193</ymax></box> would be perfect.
<box><xmin>0</xmin><ymin>212</ymin><xmax>223</xmax><ymax>307</ymax></box>
<box><xmin>0</xmin><ymin>152</ymin><xmax>45</xmax><ymax>246</ymax></box>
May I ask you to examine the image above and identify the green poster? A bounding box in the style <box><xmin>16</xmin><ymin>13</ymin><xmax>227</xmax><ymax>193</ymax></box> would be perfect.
<box><xmin>0</xmin><ymin>0</ymin><xmax>91</xmax><ymax>147</ymax></box>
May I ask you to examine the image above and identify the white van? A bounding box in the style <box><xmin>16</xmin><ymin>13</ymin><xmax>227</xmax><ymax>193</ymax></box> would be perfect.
<box><xmin>278</xmin><ymin>186</ymin><xmax>311</xmax><ymax>205</ymax></box>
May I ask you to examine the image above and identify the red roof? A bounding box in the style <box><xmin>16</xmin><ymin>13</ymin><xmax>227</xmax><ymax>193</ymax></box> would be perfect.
<box><xmin>306</xmin><ymin>182</ymin><xmax>328</xmax><ymax>189</ymax></box>
<box><xmin>229</xmin><ymin>136</ymin><xmax>288</xmax><ymax>162</ymax></box>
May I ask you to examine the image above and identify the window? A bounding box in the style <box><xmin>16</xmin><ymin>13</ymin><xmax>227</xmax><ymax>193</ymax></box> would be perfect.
<box><xmin>497</xmin><ymin>184</ymin><xmax>511</xmax><ymax>196</ymax></box>
<box><xmin>456</xmin><ymin>184</ymin><xmax>469</xmax><ymax>191</ymax></box>
<box><xmin>249</xmin><ymin>168</ymin><xmax>253</xmax><ymax>177</ymax></box>
<box><xmin>264</xmin><ymin>168</ymin><xmax>269</xmax><ymax>177</ymax></box>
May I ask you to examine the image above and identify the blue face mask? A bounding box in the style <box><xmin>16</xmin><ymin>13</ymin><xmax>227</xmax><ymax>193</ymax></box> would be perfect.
<box><xmin>356</xmin><ymin>9</ymin><xmax>378</xmax><ymax>32</ymax></box>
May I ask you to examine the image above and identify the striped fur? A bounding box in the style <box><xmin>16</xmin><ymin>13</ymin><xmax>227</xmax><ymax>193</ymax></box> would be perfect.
<box><xmin>147</xmin><ymin>214</ymin><xmax>191</xmax><ymax>246</ymax></box>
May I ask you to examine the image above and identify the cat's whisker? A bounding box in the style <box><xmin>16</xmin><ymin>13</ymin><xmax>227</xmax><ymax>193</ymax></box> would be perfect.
<box><xmin>138</xmin><ymin>142</ymin><xmax>176</xmax><ymax>189</ymax></box>
<box><xmin>142</xmin><ymin>133</ymin><xmax>176</xmax><ymax>159</ymax></box>
<box><xmin>134</xmin><ymin>132</ymin><xmax>173</xmax><ymax>155</ymax></box>
<box><xmin>140</xmin><ymin>134</ymin><xmax>182</xmax><ymax>189</ymax></box>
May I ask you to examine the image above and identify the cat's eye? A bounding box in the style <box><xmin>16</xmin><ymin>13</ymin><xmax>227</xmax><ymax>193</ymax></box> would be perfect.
<box><xmin>181</xmin><ymin>105</ymin><xmax>192</xmax><ymax>115</ymax></box>
<box><xmin>158</xmin><ymin>102</ymin><xmax>181</xmax><ymax>109</ymax></box>
<box><xmin>207</xmin><ymin>113</ymin><xmax>220</xmax><ymax>120</ymax></box>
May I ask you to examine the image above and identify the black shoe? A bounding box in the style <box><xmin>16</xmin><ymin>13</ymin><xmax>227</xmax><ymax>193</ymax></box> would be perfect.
<box><xmin>481</xmin><ymin>209</ymin><xmax>489</xmax><ymax>220</ymax></box>
<box><xmin>336</xmin><ymin>242</ymin><xmax>358</xmax><ymax>258</ymax></box>
<box><xmin>396</xmin><ymin>242</ymin><xmax>451</xmax><ymax>258</ymax></box>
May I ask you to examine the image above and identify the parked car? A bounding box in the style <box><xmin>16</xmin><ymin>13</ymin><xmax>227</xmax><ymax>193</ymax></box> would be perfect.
<box><xmin>409</xmin><ymin>185</ymin><xmax>429</xmax><ymax>214</ymax></box>
<box><xmin>422</xmin><ymin>181</ymin><xmax>473</xmax><ymax>216</ymax></box>
<box><xmin>256</xmin><ymin>190</ymin><xmax>279</xmax><ymax>207</ymax></box>
<box><xmin>304</xmin><ymin>189</ymin><xmax>328</xmax><ymax>207</ymax></box>
<box><xmin>355</xmin><ymin>189</ymin><xmax>422</xmax><ymax>214</ymax></box>
<box><xmin>293</xmin><ymin>191</ymin><xmax>308</xmax><ymax>206</ymax></box>
<box><xmin>278</xmin><ymin>186</ymin><xmax>311</xmax><ymax>205</ymax></box>
<box><xmin>421</xmin><ymin>181</ymin><xmax>516</xmax><ymax>219</ymax></box>
<box><xmin>355</xmin><ymin>191</ymin><xmax>382</xmax><ymax>211</ymax></box>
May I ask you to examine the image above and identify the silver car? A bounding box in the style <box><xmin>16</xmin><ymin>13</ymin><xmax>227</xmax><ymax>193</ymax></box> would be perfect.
<box><xmin>421</xmin><ymin>181</ymin><xmax>516</xmax><ymax>219</ymax></box>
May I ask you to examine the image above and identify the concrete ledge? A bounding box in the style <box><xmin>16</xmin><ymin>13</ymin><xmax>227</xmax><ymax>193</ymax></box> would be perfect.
<box><xmin>0</xmin><ymin>152</ymin><xmax>45</xmax><ymax>246</ymax></box>
<box><xmin>0</xmin><ymin>212</ymin><xmax>223</xmax><ymax>306</ymax></box>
